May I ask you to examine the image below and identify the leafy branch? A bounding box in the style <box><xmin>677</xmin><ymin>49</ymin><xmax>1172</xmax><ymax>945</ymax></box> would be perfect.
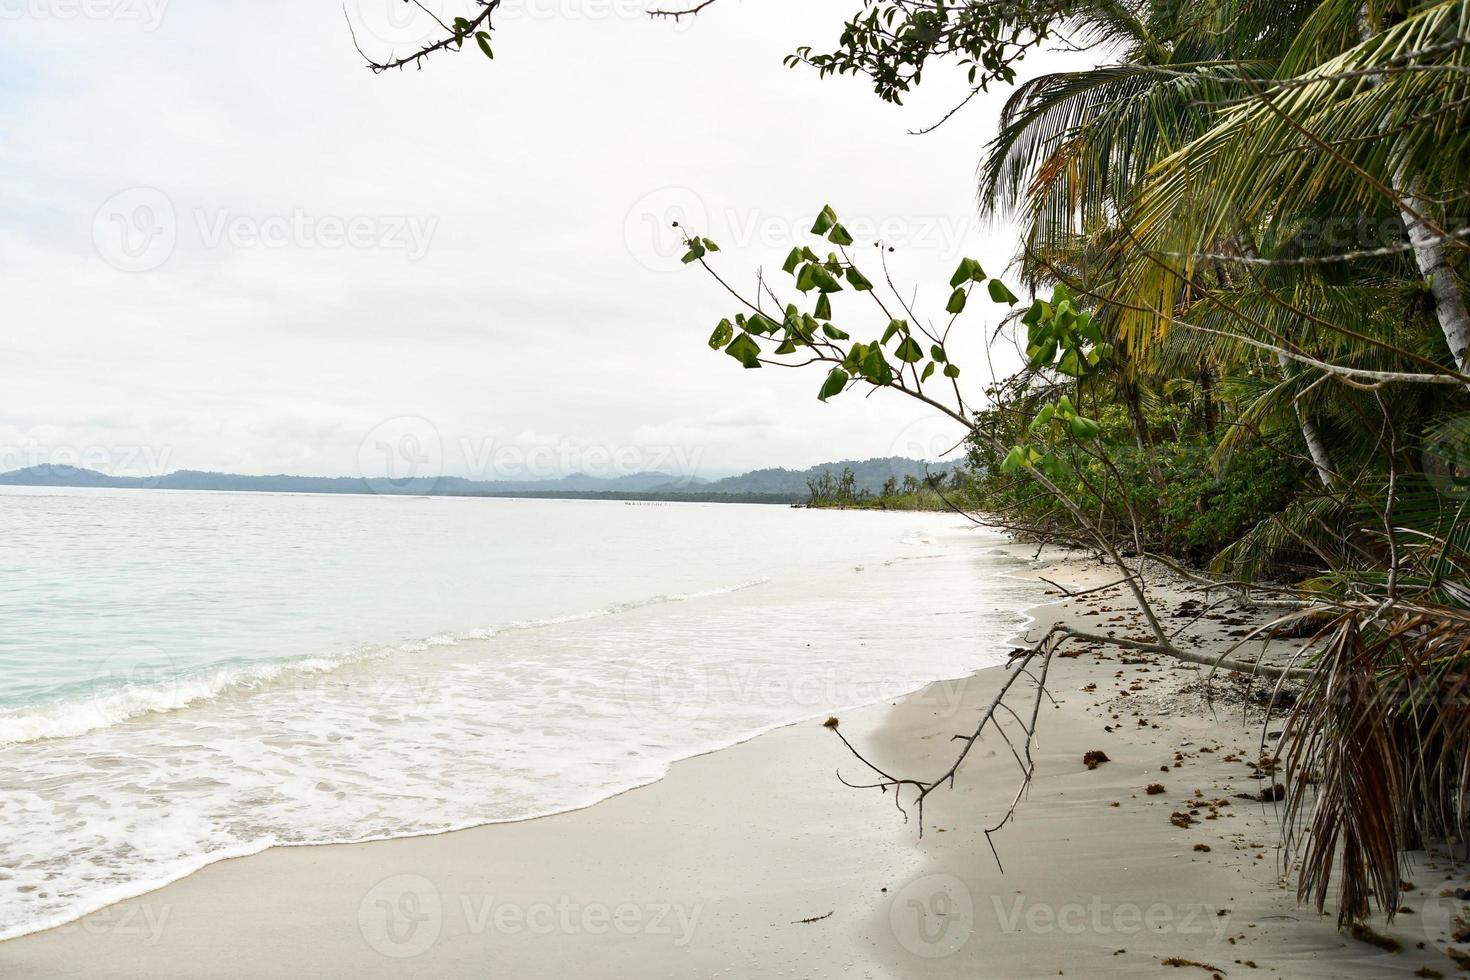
<box><xmin>679</xmin><ymin>204</ymin><xmax>1314</xmax><ymax>687</ymax></box>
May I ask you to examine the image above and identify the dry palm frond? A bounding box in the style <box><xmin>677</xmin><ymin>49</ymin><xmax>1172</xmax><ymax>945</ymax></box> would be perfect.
<box><xmin>1281</xmin><ymin>606</ymin><xmax>1470</xmax><ymax>924</ymax></box>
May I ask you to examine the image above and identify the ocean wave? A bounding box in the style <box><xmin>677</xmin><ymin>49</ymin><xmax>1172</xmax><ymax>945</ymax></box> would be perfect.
<box><xmin>0</xmin><ymin>577</ymin><xmax>770</xmax><ymax>747</ymax></box>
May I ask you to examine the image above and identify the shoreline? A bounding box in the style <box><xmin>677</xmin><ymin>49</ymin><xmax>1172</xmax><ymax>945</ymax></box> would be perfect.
<box><xmin>4</xmin><ymin>541</ymin><xmax>1467</xmax><ymax>977</ymax></box>
<box><xmin>0</xmin><ymin>530</ymin><xmax>1032</xmax><ymax>948</ymax></box>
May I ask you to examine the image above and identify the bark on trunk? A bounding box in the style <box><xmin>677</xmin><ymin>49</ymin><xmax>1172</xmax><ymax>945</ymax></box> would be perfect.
<box><xmin>1397</xmin><ymin>172</ymin><xmax>1470</xmax><ymax>389</ymax></box>
<box><xmin>1199</xmin><ymin>367</ymin><xmax>1217</xmax><ymax>441</ymax></box>
<box><xmin>1278</xmin><ymin>350</ymin><xmax>1337</xmax><ymax>488</ymax></box>
<box><xmin>1357</xmin><ymin>5</ymin><xmax>1470</xmax><ymax>389</ymax></box>
<box><xmin>1232</xmin><ymin>232</ymin><xmax>1338</xmax><ymax>487</ymax></box>
<box><xmin>1122</xmin><ymin>378</ymin><xmax>1165</xmax><ymax>489</ymax></box>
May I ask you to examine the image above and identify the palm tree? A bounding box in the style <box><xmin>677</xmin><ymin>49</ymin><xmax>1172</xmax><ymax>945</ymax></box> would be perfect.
<box><xmin>977</xmin><ymin>0</ymin><xmax>1352</xmax><ymax>483</ymax></box>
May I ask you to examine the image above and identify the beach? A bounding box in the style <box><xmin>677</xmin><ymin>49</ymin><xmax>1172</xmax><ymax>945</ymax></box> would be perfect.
<box><xmin>11</xmin><ymin>0</ymin><xmax>1467</xmax><ymax>973</ymax></box>
<box><xmin>3</xmin><ymin>542</ymin><xmax>1465</xmax><ymax>978</ymax></box>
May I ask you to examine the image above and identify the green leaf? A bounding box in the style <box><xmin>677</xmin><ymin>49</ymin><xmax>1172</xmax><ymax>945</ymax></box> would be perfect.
<box><xmin>1070</xmin><ymin>416</ymin><xmax>1100</xmax><ymax>440</ymax></box>
<box><xmin>1026</xmin><ymin>339</ymin><xmax>1057</xmax><ymax>369</ymax></box>
<box><xmin>845</xmin><ymin>266</ymin><xmax>874</xmax><ymax>291</ymax></box>
<box><xmin>946</xmin><ymin>287</ymin><xmax>967</xmax><ymax>315</ymax></box>
<box><xmin>821</xmin><ymin>323</ymin><xmax>849</xmax><ymax>340</ymax></box>
<box><xmin>1030</xmin><ymin>403</ymin><xmax>1055</xmax><ymax>431</ymax></box>
<box><xmin>701</xmin><ymin>238</ymin><xmax>720</xmax><ymax>253</ymax></box>
<box><xmin>1039</xmin><ymin>452</ymin><xmax>1069</xmax><ymax>480</ymax></box>
<box><xmin>781</xmin><ymin>306</ymin><xmax>802</xmax><ymax>334</ymax></box>
<box><xmin>818</xmin><ymin>368</ymin><xmax>849</xmax><ymax>402</ymax></box>
<box><xmin>943</xmin><ymin>364</ymin><xmax>960</xmax><ymax>379</ymax></box>
<box><xmin>748</xmin><ymin>312</ymin><xmax>780</xmax><ymax>336</ymax></box>
<box><xmin>828</xmin><ymin>223</ymin><xmax>854</xmax><ymax>247</ymax></box>
<box><xmin>949</xmin><ymin>257</ymin><xmax>985</xmax><ymax>288</ymax></box>
<box><xmin>1075</xmin><ymin>312</ymin><xmax>1101</xmax><ymax>344</ymax></box>
<box><xmin>987</xmin><ymin>279</ymin><xmax>1019</xmax><ymax>305</ymax></box>
<box><xmin>1057</xmin><ymin>348</ymin><xmax>1083</xmax><ymax>377</ymax></box>
<box><xmin>930</xmin><ymin>344</ymin><xmax>946</xmax><ymax>363</ymax></box>
<box><xmin>810</xmin><ymin>205</ymin><xmax>838</xmax><ymax>236</ymax></box>
<box><xmin>1000</xmin><ymin>446</ymin><xmax>1026</xmax><ymax>473</ymax></box>
<box><xmin>724</xmin><ymin>332</ymin><xmax>762</xmax><ymax>369</ymax></box>
<box><xmin>814</xmin><ymin>293</ymin><xmax>832</xmax><ymax>321</ymax></box>
<box><xmin>882</xmin><ymin>319</ymin><xmax>908</xmax><ymax>344</ymax></box>
<box><xmin>708</xmin><ymin>318</ymin><xmax>733</xmax><ymax>350</ymax></box>
<box><xmin>1026</xmin><ymin>322</ymin><xmax>1052</xmax><ymax>351</ymax></box>
<box><xmin>475</xmin><ymin>32</ymin><xmax>494</xmax><ymax>59</ymax></box>
<box><xmin>774</xmin><ymin>339</ymin><xmax>798</xmax><ymax>355</ymax></box>
<box><xmin>921</xmin><ymin>362</ymin><xmax>936</xmax><ymax>382</ymax></box>
<box><xmin>680</xmin><ymin>240</ymin><xmax>706</xmax><ymax>264</ymax></box>
<box><xmin>1056</xmin><ymin>305</ymin><xmax>1076</xmax><ymax>333</ymax></box>
<box><xmin>810</xmin><ymin>266</ymin><xmax>843</xmax><ymax>293</ymax></box>
<box><xmin>782</xmin><ymin>247</ymin><xmax>803</xmax><ymax>275</ymax></box>
<box><xmin>860</xmin><ymin>346</ymin><xmax>893</xmax><ymax>385</ymax></box>
<box><xmin>894</xmin><ymin>337</ymin><xmax>924</xmax><ymax>363</ymax></box>
<box><xmin>1021</xmin><ymin>300</ymin><xmax>1049</xmax><ymax>328</ymax></box>
<box><xmin>948</xmin><ymin>259</ymin><xmax>970</xmax><ymax>289</ymax></box>
<box><xmin>795</xmin><ymin>265</ymin><xmax>817</xmax><ymax>293</ymax></box>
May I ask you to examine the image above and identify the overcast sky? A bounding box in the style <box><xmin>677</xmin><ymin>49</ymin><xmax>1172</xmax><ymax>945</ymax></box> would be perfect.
<box><xmin>1</xmin><ymin>0</ymin><xmax>1090</xmax><ymax>482</ymax></box>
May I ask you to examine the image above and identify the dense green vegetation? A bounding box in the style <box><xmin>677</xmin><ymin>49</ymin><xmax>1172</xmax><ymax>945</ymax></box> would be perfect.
<box><xmin>966</xmin><ymin>391</ymin><xmax>1306</xmax><ymax>562</ymax></box>
<box><xmin>700</xmin><ymin>456</ymin><xmax>951</xmax><ymax>497</ymax></box>
<box><xmin>803</xmin><ymin>467</ymin><xmax>968</xmax><ymax>509</ymax></box>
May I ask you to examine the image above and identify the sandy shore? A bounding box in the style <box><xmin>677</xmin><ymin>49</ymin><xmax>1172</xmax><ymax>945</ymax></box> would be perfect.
<box><xmin>4</xmin><ymin>542</ymin><xmax>1467</xmax><ymax>978</ymax></box>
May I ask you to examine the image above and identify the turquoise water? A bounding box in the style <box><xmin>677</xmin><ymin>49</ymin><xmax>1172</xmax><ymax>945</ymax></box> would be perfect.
<box><xmin>0</xmin><ymin>487</ymin><xmax>1041</xmax><ymax>939</ymax></box>
<box><xmin>0</xmin><ymin>487</ymin><xmax>793</xmax><ymax>719</ymax></box>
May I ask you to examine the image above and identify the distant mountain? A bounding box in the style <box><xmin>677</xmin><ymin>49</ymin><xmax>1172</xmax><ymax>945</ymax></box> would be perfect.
<box><xmin>0</xmin><ymin>458</ymin><xmax>942</xmax><ymax>503</ymax></box>
<box><xmin>1</xmin><ymin>465</ymin><xmax>126</xmax><ymax>487</ymax></box>
<box><xmin>689</xmin><ymin>457</ymin><xmax>950</xmax><ymax>496</ymax></box>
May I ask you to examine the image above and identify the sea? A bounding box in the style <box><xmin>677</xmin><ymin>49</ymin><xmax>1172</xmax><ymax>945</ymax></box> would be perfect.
<box><xmin>0</xmin><ymin>486</ymin><xmax>1042</xmax><ymax>940</ymax></box>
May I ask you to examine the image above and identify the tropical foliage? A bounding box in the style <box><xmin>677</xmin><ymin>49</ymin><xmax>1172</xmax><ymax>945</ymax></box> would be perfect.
<box><xmin>805</xmin><ymin>467</ymin><xmax>966</xmax><ymax>509</ymax></box>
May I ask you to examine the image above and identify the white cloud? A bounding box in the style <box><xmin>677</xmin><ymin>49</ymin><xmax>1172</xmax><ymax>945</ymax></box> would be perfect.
<box><xmin>0</xmin><ymin>0</ymin><xmax>1088</xmax><ymax>478</ymax></box>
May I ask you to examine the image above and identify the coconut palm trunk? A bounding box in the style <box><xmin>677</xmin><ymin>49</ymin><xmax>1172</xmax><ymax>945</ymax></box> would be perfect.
<box><xmin>1235</xmin><ymin>236</ymin><xmax>1337</xmax><ymax>487</ymax></box>
<box><xmin>1355</xmin><ymin>5</ymin><xmax>1470</xmax><ymax>389</ymax></box>
<box><xmin>1397</xmin><ymin>172</ymin><xmax>1470</xmax><ymax>388</ymax></box>
<box><xmin>1278</xmin><ymin>351</ymin><xmax>1337</xmax><ymax>488</ymax></box>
